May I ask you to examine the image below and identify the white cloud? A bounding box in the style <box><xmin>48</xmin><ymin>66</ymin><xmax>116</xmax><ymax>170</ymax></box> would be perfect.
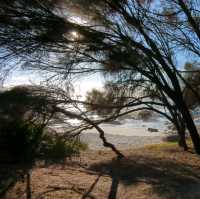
<box><xmin>4</xmin><ymin>70</ymin><xmax>104</xmax><ymax>99</ymax></box>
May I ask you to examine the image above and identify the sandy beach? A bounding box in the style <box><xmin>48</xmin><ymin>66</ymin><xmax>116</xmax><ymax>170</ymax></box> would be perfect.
<box><xmin>80</xmin><ymin>123</ymin><xmax>170</xmax><ymax>150</ymax></box>
<box><xmin>80</xmin><ymin>133</ymin><xmax>165</xmax><ymax>150</ymax></box>
<box><xmin>54</xmin><ymin>115</ymin><xmax>200</xmax><ymax>150</ymax></box>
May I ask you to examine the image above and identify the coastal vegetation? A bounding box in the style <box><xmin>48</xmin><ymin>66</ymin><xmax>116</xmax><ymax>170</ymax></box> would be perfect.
<box><xmin>0</xmin><ymin>0</ymin><xmax>200</xmax><ymax>198</ymax></box>
<box><xmin>1</xmin><ymin>0</ymin><xmax>199</xmax><ymax>154</ymax></box>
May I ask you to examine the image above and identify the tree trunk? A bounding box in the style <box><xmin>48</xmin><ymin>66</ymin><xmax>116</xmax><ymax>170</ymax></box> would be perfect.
<box><xmin>178</xmin><ymin>129</ymin><xmax>188</xmax><ymax>151</ymax></box>
<box><xmin>171</xmin><ymin>111</ymin><xmax>188</xmax><ymax>151</ymax></box>
<box><xmin>175</xmin><ymin>118</ymin><xmax>188</xmax><ymax>151</ymax></box>
<box><xmin>180</xmin><ymin>102</ymin><xmax>200</xmax><ymax>154</ymax></box>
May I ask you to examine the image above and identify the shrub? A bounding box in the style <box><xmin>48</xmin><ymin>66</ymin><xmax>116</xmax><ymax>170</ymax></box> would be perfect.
<box><xmin>48</xmin><ymin>137</ymin><xmax>68</xmax><ymax>159</ymax></box>
<box><xmin>0</xmin><ymin>121</ymin><xmax>43</xmax><ymax>162</ymax></box>
<box><xmin>163</xmin><ymin>135</ymin><xmax>178</xmax><ymax>142</ymax></box>
<box><xmin>0</xmin><ymin>120</ymin><xmax>88</xmax><ymax>162</ymax></box>
<box><xmin>40</xmin><ymin>134</ymin><xmax>88</xmax><ymax>161</ymax></box>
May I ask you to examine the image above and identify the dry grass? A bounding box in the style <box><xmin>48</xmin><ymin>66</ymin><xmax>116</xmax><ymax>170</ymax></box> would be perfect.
<box><xmin>1</xmin><ymin>142</ymin><xmax>200</xmax><ymax>199</ymax></box>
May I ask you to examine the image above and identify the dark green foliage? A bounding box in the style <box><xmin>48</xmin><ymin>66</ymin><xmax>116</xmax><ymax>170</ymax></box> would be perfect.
<box><xmin>85</xmin><ymin>83</ymin><xmax>125</xmax><ymax>116</ymax></box>
<box><xmin>44</xmin><ymin>136</ymin><xmax>69</xmax><ymax>160</ymax></box>
<box><xmin>39</xmin><ymin>134</ymin><xmax>88</xmax><ymax>160</ymax></box>
<box><xmin>0</xmin><ymin>86</ymin><xmax>58</xmax><ymax>131</ymax></box>
<box><xmin>0</xmin><ymin>121</ymin><xmax>43</xmax><ymax>162</ymax></box>
<box><xmin>0</xmin><ymin>120</ymin><xmax>88</xmax><ymax>162</ymax></box>
<box><xmin>183</xmin><ymin>63</ymin><xmax>200</xmax><ymax>109</ymax></box>
<box><xmin>0</xmin><ymin>86</ymin><xmax>88</xmax><ymax>162</ymax></box>
<box><xmin>0</xmin><ymin>0</ymin><xmax>67</xmax><ymax>61</ymax></box>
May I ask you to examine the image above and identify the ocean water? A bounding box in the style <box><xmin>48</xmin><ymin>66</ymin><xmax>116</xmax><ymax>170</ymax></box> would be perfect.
<box><xmin>114</xmin><ymin>117</ymin><xmax>168</xmax><ymax>130</ymax></box>
<box><xmin>50</xmin><ymin>114</ymin><xmax>169</xmax><ymax>136</ymax></box>
<box><xmin>50</xmin><ymin>110</ymin><xmax>200</xmax><ymax>136</ymax></box>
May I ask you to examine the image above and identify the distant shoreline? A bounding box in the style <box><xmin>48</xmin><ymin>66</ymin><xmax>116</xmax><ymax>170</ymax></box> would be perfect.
<box><xmin>80</xmin><ymin>123</ymin><xmax>200</xmax><ymax>150</ymax></box>
<box><xmin>80</xmin><ymin>132</ymin><xmax>166</xmax><ymax>150</ymax></box>
<box><xmin>82</xmin><ymin>123</ymin><xmax>169</xmax><ymax>137</ymax></box>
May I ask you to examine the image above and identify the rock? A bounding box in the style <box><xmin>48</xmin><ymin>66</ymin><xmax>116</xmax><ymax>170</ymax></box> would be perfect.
<box><xmin>147</xmin><ymin>128</ymin><xmax>159</xmax><ymax>132</ymax></box>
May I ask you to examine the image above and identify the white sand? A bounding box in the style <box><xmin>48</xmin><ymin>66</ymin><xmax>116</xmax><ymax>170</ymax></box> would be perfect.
<box><xmin>80</xmin><ymin>124</ymin><xmax>171</xmax><ymax>150</ymax></box>
<box><xmin>83</xmin><ymin>124</ymin><xmax>167</xmax><ymax>137</ymax></box>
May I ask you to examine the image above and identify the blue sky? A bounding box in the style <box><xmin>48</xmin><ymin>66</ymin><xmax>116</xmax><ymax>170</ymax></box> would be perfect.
<box><xmin>2</xmin><ymin>55</ymin><xmax>194</xmax><ymax>98</ymax></box>
<box><xmin>3</xmin><ymin>44</ymin><xmax>199</xmax><ymax>97</ymax></box>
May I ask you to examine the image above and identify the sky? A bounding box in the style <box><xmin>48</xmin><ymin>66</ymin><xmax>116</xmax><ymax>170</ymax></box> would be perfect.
<box><xmin>2</xmin><ymin>52</ymin><xmax>194</xmax><ymax>99</ymax></box>
<box><xmin>3</xmin><ymin>51</ymin><xmax>193</xmax><ymax>91</ymax></box>
<box><xmin>3</xmin><ymin>42</ymin><xmax>200</xmax><ymax>100</ymax></box>
<box><xmin>2</xmin><ymin>15</ymin><xmax>104</xmax><ymax>98</ymax></box>
<box><xmin>2</xmin><ymin>3</ymin><xmax>199</xmax><ymax>97</ymax></box>
<box><xmin>4</xmin><ymin>69</ymin><xmax>104</xmax><ymax>99</ymax></box>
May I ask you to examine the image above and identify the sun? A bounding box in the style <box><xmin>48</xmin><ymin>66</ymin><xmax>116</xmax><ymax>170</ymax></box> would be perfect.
<box><xmin>71</xmin><ymin>31</ymin><xmax>79</xmax><ymax>39</ymax></box>
<box><xmin>63</xmin><ymin>30</ymin><xmax>81</xmax><ymax>41</ymax></box>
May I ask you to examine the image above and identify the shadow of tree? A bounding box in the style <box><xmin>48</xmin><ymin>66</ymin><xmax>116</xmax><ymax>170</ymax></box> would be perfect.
<box><xmin>0</xmin><ymin>156</ymin><xmax>82</xmax><ymax>199</ymax></box>
<box><xmin>81</xmin><ymin>173</ymin><xmax>102</xmax><ymax>199</ymax></box>
<box><xmin>0</xmin><ymin>163</ymin><xmax>33</xmax><ymax>199</ymax></box>
<box><xmin>89</xmin><ymin>154</ymin><xmax>200</xmax><ymax>199</ymax></box>
<box><xmin>34</xmin><ymin>174</ymin><xmax>101</xmax><ymax>199</ymax></box>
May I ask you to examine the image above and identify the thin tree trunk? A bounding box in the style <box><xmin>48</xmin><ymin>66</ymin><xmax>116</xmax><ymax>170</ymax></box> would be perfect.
<box><xmin>54</xmin><ymin>107</ymin><xmax>124</xmax><ymax>159</ymax></box>
<box><xmin>175</xmin><ymin>117</ymin><xmax>188</xmax><ymax>151</ymax></box>
<box><xmin>177</xmin><ymin>0</ymin><xmax>200</xmax><ymax>40</ymax></box>
<box><xmin>177</xmin><ymin>128</ymin><xmax>188</xmax><ymax>151</ymax></box>
<box><xmin>180</xmin><ymin>103</ymin><xmax>200</xmax><ymax>154</ymax></box>
<box><xmin>91</xmin><ymin>122</ymin><xmax>124</xmax><ymax>159</ymax></box>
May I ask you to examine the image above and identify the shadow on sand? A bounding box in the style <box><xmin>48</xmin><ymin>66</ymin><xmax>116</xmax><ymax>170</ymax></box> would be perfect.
<box><xmin>0</xmin><ymin>163</ymin><xmax>33</xmax><ymax>199</ymax></box>
<box><xmin>0</xmin><ymin>157</ymin><xmax>82</xmax><ymax>199</ymax></box>
<box><xmin>1</xmin><ymin>151</ymin><xmax>200</xmax><ymax>199</ymax></box>
<box><xmin>89</xmin><ymin>153</ymin><xmax>200</xmax><ymax>199</ymax></box>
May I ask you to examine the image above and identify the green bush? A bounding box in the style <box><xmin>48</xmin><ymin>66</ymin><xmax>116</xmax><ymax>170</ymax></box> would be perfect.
<box><xmin>40</xmin><ymin>134</ymin><xmax>88</xmax><ymax>160</ymax></box>
<box><xmin>162</xmin><ymin>133</ymin><xmax>179</xmax><ymax>142</ymax></box>
<box><xmin>0</xmin><ymin>120</ymin><xmax>88</xmax><ymax>162</ymax></box>
<box><xmin>0</xmin><ymin>121</ymin><xmax>43</xmax><ymax>162</ymax></box>
<box><xmin>45</xmin><ymin>137</ymin><xmax>68</xmax><ymax>160</ymax></box>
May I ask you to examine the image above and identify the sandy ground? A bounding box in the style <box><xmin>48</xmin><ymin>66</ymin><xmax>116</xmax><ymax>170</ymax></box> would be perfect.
<box><xmin>80</xmin><ymin>133</ymin><xmax>165</xmax><ymax>150</ymax></box>
<box><xmin>80</xmin><ymin>124</ymin><xmax>170</xmax><ymax>150</ymax></box>
<box><xmin>3</xmin><ymin>145</ymin><xmax>200</xmax><ymax>199</ymax></box>
<box><xmin>83</xmin><ymin>124</ymin><xmax>168</xmax><ymax>136</ymax></box>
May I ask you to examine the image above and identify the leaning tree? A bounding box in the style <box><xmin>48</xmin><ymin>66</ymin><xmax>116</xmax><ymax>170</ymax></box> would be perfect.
<box><xmin>85</xmin><ymin>80</ymin><xmax>190</xmax><ymax>151</ymax></box>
